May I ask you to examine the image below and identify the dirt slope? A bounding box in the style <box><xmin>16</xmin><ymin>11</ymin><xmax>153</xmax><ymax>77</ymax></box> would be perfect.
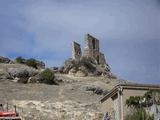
<box><xmin>0</xmin><ymin>63</ymin><xmax>127</xmax><ymax>120</ymax></box>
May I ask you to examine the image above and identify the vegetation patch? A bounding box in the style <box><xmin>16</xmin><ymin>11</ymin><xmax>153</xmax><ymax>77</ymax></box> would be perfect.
<box><xmin>125</xmin><ymin>108</ymin><xmax>153</xmax><ymax>120</ymax></box>
<box><xmin>26</xmin><ymin>58</ymin><xmax>38</xmax><ymax>69</ymax></box>
<box><xmin>16</xmin><ymin>57</ymin><xmax>41</xmax><ymax>69</ymax></box>
<box><xmin>39</xmin><ymin>69</ymin><xmax>56</xmax><ymax>85</ymax></box>
<box><xmin>16</xmin><ymin>56</ymin><xmax>25</xmax><ymax>63</ymax></box>
<box><xmin>125</xmin><ymin>90</ymin><xmax>160</xmax><ymax>120</ymax></box>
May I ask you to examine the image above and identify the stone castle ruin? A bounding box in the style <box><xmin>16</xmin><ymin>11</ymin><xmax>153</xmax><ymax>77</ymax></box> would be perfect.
<box><xmin>72</xmin><ymin>34</ymin><xmax>107</xmax><ymax>66</ymax></box>
<box><xmin>60</xmin><ymin>34</ymin><xmax>115</xmax><ymax>77</ymax></box>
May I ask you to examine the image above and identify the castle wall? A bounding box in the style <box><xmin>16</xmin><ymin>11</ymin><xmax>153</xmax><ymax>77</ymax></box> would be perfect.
<box><xmin>72</xmin><ymin>41</ymin><xmax>82</xmax><ymax>61</ymax></box>
<box><xmin>83</xmin><ymin>34</ymin><xmax>94</xmax><ymax>58</ymax></box>
<box><xmin>83</xmin><ymin>34</ymin><xmax>100</xmax><ymax>62</ymax></box>
<box><xmin>72</xmin><ymin>34</ymin><xmax>107</xmax><ymax>65</ymax></box>
<box><xmin>99</xmin><ymin>52</ymin><xmax>106</xmax><ymax>65</ymax></box>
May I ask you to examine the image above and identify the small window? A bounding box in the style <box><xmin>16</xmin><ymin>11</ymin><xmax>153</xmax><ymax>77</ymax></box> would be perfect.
<box><xmin>92</xmin><ymin>39</ymin><xmax>96</xmax><ymax>49</ymax></box>
<box><xmin>97</xmin><ymin>56</ymin><xmax>99</xmax><ymax>64</ymax></box>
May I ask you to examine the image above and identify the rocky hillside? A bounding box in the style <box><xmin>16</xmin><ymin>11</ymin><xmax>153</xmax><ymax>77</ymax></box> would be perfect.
<box><xmin>0</xmin><ymin>56</ymin><xmax>128</xmax><ymax>120</ymax></box>
<box><xmin>53</xmin><ymin>57</ymin><xmax>117</xmax><ymax>78</ymax></box>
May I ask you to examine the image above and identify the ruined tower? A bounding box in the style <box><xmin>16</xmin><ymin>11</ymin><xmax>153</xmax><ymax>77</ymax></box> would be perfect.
<box><xmin>71</xmin><ymin>34</ymin><xmax>107</xmax><ymax>65</ymax></box>
<box><xmin>69</xmin><ymin>34</ymin><xmax>112</xmax><ymax>76</ymax></box>
<box><xmin>72</xmin><ymin>41</ymin><xmax>82</xmax><ymax>61</ymax></box>
<box><xmin>83</xmin><ymin>34</ymin><xmax>99</xmax><ymax>61</ymax></box>
<box><xmin>83</xmin><ymin>34</ymin><xmax>106</xmax><ymax>65</ymax></box>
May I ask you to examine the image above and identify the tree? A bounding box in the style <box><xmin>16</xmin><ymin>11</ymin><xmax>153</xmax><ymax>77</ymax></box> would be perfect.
<box><xmin>126</xmin><ymin>96</ymin><xmax>142</xmax><ymax>108</ymax></box>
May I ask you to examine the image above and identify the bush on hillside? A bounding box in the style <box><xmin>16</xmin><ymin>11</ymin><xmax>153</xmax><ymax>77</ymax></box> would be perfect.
<box><xmin>26</xmin><ymin>58</ymin><xmax>37</xmax><ymax>69</ymax></box>
<box><xmin>39</xmin><ymin>69</ymin><xmax>55</xmax><ymax>84</ymax></box>
<box><xmin>16</xmin><ymin>56</ymin><xmax>25</xmax><ymax>63</ymax></box>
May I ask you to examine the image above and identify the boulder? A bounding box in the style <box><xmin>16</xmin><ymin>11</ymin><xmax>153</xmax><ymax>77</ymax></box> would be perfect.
<box><xmin>80</xmin><ymin>85</ymin><xmax>105</xmax><ymax>95</ymax></box>
<box><xmin>28</xmin><ymin>76</ymin><xmax>39</xmax><ymax>83</ymax></box>
<box><xmin>63</xmin><ymin>64</ymin><xmax>74</xmax><ymax>74</ymax></box>
<box><xmin>68</xmin><ymin>67</ymin><xmax>77</xmax><ymax>76</ymax></box>
<box><xmin>75</xmin><ymin>70</ymin><xmax>87</xmax><ymax>77</ymax></box>
<box><xmin>0</xmin><ymin>56</ymin><xmax>11</xmax><ymax>63</ymax></box>
<box><xmin>63</xmin><ymin>58</ymin><xmax>76</xmax><ymax>73</ymax></box>
<box><xmin>0</xmin><ymin>70</ymin><xmax>10</xmax><ymax>79</ymax></box>
<box><xmin>7</xmin><ymin>68</ymin><xmax>37</xmax><ymax>83</ymax></box>
<box><xmin>17</xmin><ymin>77</ymin><xmax>29</xmax><ymax>84</ymax></box>
<box><xmin>12</xmin><ymin>77</ymin><xmax>20</xmax><ymax>82</ymax></box>
<box><xmin>7</xmin><ymin>67</ymin><xmax>38</xmax><ymax>78</ymax></box>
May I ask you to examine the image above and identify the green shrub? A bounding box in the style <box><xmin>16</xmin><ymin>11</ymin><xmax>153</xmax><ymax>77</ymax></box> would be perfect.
<box><xmin>16</xmin><ymin>56</ymin><xmax>25</xmax><ymax>63</ymax></box>
<box><xmin>126</xmin><ymin>96</ymin><xmax>142</xmax><ymax>108</ymax></box>
<box><xmin>40</xmin><ymin>69</ymin><xmax>55</xmax><ymax>84</ymax></box>
<box><xmin>26</xmin><ymin>58</ymin><xmax>37</xmax><ymax>69</ymax></box>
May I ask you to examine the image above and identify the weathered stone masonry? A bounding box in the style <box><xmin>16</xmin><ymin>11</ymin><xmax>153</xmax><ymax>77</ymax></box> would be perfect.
<box><xmin>72</xmin><ymin>41</ymin><xmax>82</xmax><ymax>61</ymax></box>
<box><xmin>72</xmin><ymin>34</ymin><xmax>107</xmax><ymax>66</ymax></box>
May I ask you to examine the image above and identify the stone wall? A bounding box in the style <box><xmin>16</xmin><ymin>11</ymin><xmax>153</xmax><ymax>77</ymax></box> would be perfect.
<box><xmin>71</xmin><ymin>34</ymin><xmax>107</xmax><ymax>66</ymax></box>
<box><xmin>82</xmin><ymin>34</ymin><xmax>106</xmax><ymax>65</ymax></box>
<box><xmin>83</xmin><ymin>34</ymin><xmax>99</xmax><ymax>61</ymax></box>
<box><xmin>99</xmin><ymin>52</ymin><xmax>106</xmax><ymax>65</ymax></box>
<box><xmin>72</xmin><ymin>41</ymin><xmax>82</xmax><ymax>61</ymax></box>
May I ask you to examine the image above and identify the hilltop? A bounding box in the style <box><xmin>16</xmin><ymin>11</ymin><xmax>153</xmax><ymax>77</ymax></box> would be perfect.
<box><xmin>0</xmin><ymin>34</ymin><xmax>129</xmax><ymax>119</ymax></box>
<box><xmin>0</xmin><ymin>55</ymin><xmax>128</xmax><ymax>120</ymax></box>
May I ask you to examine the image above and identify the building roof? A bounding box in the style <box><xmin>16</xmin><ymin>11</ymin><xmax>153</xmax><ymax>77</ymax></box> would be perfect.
<box><xmin>100</xmin><ymin>83</ymin><xmax>160</xmax><ymax>103</ymax></box>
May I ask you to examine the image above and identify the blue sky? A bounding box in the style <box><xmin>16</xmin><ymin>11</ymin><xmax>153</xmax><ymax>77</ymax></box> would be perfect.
<box><xmin>0</xmin><ymin>0</ymin><xmax>160</xmax><ymax>83</ymax></box>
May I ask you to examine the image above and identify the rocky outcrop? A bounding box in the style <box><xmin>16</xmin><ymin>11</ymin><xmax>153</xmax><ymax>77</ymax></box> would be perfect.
<box><xmin>80</xmin><ymin>84</ymin><xmax>108</xmax><ymax>95</ymax></box>
<box><xmin>68</xmin><ymin>67</ymin><xmax>77</xmax><ymax>76</ymax></box>
<box><xmin>75</xmin><ymin>70</ymin><xmax>87</xmax><ymax>77</ymax></box>
<box><xmin>7</xmin><ymin>68</ymin><xmax>37</xmax><ymax>78</ymax></box>
<box><xmin>28</xmin><ymin>76</ymin><xmax>40</xmax><ymax>83</ymax></box>
<box><xmin>0</xmin><ymin>63</ymin><xmax>40</xmax><ymax>83</ymax></box>
<box><xmin>61</xmin><ymin>58</ymin><xmax>116</xmax><ymax>78</ymax></box>
<box><xmin>7</xmin><ymin>67</ymin><xmax>38</xmax><ymax>78</ymax></box>
<box><xmin>62</xmin><ymin>58</ymin><xmax>93</xmax><ymax>75</ymax></box>
<box><xmin>63</xmin><ymin>58</ymin><xmax>75</xmax><ymax>74</ymax></box>
<box><xmin>0</xmin><ymin>56</ymin><xmax>11</xmax><ymax>63</ymax></box>
<box><xmin>0</xmin><ymin>69</ymin><xmax>10</xmax><ymax>79</ymax></box>
<box><xmin>7</xmin><ymin>67</ymin><xmax>39</xmax><ymax>83</ymax></box>
<box><xmin>0</xmin><ymin>62</ymin><xmax>58</xmax><ymax>84</ymax></box>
